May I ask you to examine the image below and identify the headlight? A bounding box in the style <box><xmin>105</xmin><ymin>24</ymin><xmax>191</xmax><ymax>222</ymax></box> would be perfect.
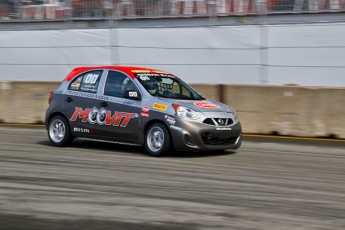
<box><xmin>172</xmin><ymin>104</ymin><xmax>200</xmax><ymax>119</ymax></box>
<box><xmin>229</xmin><ymin>106</ymin><xmax>238</xmax><ymax>122</ymax></box>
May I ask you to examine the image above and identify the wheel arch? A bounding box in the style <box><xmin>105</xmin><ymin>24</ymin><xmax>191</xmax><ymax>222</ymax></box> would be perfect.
<box><xmin>47</xmin><ymin>112</ymin><xmax>70</xmax><ymax>130</ymax></box>
<box><xmin>47</xmin><ymin>112</ymin><xmax>74</xmax><ymax>147</ymax></box>
<box><xmin>140</xmin><ymin>119</ymin><xmax>174</xmax><ymax>148</ymax></box>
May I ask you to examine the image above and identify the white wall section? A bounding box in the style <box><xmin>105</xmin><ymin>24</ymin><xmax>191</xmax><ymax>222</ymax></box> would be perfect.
<box><xmin>1</xmin><ymin>23</ymin><xmax>344</xmax><ymax>86</ymax></box>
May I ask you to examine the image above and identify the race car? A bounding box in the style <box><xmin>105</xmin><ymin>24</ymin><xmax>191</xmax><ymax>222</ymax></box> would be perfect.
<box><xmin>46</xmin><ymin>66</ymin><xmax>242</xmax><ymax>156</ymax></box>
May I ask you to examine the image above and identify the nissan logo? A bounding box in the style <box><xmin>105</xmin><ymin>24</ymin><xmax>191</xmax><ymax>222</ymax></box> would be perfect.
<box><xmin>218</xmin><ymin>119</ymin><xmax>225</xmax><ymax>125</ymax></box>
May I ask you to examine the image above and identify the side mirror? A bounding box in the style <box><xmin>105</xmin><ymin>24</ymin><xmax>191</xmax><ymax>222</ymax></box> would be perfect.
<box><xmin>124</xmin><ymin>90</ymin><xmax>141</xmax><ymax>101</ymax></box>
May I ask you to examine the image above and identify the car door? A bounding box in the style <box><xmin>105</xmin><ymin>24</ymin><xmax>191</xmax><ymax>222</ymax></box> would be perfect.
<box><xmin>96</xmin><ymin>70</ymin><xmax>142</xmax><ymax>142</ymax></box>
<box><xmin>63</xmin><ymin>70</ymin><xmax>104</xmax><ymax>136</ymax></box>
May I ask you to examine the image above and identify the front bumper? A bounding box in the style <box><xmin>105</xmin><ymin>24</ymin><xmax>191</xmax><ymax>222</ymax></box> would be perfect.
<box><xmin>170</xmin><ymin>118</ymin><xmax>242</xmax><ymax>152</ymax></box>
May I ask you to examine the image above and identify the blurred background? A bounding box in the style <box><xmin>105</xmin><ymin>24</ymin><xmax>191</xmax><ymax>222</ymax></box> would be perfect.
<box><xmin>0</xmin><ymin>0</ymin><xmax>345</xmax><ymax>86</ymax></box>
<box><xmin>1</xmin><ymin>3</ymin><xmax>345</xmax><ymax>230</ymax></box>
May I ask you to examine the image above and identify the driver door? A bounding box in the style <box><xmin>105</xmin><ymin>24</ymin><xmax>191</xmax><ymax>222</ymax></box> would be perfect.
<box><xmin>96</xmin><ymin>70</ymin><xmax>142</xmax><ymax>141</ymax></box>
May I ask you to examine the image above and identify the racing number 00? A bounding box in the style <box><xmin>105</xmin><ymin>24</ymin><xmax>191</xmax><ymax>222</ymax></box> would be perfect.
<box><xmin>84</xmin><ymin>74</ymin><xmax>99</xmax><ymax>84</ymax></box>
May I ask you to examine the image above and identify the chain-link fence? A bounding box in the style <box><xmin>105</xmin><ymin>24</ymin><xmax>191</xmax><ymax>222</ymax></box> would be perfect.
<box><xmin>0</xmin><ymin>0</ymin><xmax>344</xmax><ymax>21</ymax></box>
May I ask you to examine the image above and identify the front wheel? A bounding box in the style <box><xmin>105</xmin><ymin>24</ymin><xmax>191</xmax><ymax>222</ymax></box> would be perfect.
<box><xmin>48</xmin><ymin>115</ymin><xmax>73</xmax><ymax>147</ymax></box>
<box><xmin>145</xmin><ymin>123</ymin><xmax>171</xmax><ymax>157</ymax></box>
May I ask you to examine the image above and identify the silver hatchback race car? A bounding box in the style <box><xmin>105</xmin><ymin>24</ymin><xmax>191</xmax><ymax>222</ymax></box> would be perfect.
<box><xmin>46</xmin><ymin>66</ymin><xmax>242</xmax><ymax>156</ymax></box>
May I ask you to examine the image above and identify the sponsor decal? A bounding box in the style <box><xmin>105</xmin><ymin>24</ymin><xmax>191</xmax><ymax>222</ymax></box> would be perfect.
<box><xmin>139</xmin><ymin>76</ymin><xmax>150</xmax><ymax>81</ymax></box>
<box><xmin>164</xmin><ymin>115</ymin><xmax>175</xmax><ymax>121</ymax></box>
<box><xmin>142</xmin><ymin>106</ymin><xmax>150</xmax><ymax>112</ymax></box>
<box><xmin>216</xmin><ymin>127</ymin><xmax>232</xmax><ymax>130</ymax></box>
<box><xmin>131</xmin><ymin>70</ymin><xmax>151</xmax><ymax>73</ymax></box>
<box><xmin>71</xmin><ymin>82</ymin><xmax>80</xmax><ymax>88</ymax></box>
<box><xmin>134</xmin><ymin>73</ymin><xmax>175</xmax><ymax>79</ymax></box>
<box><xmin>67</xmin><ymin>91</ymin><xmax>133</xmax><ymax>105</ymax></box>
<box><xmin>152</xmin><ymin>70</ymin><xmax>169</xmax><ymax>74</ymax></box>
<box><xmin>70</xmin><ymin>107</ymin><xmax>138</xmax><ymax>127</ymax></box>
<box><xmin>170</xmin><ymin>125</ymin><xmax>182</xmax><ymax>132</ymax></box>
<box><xmin>153</xmin><ymin>103</ymin><xmax>167</xmax><ymax>111</ymax></box>
<box><xmin>161</xmin><ymin>74</ymin><xmax>175</xmax><ymax>78</ymax></box>
<box><xmin>81</xmin><ymin>84</ymin><xmax>97</xmax><ymax>89</ymax></box>
<box><xmin>68</xmin><ymin>90</ymin><xmax>98</xmax><ymax>99</ymax></box>
<box><xmin>73</xmin><ymin>127</ymin><xmax>94</xmax><ymax>134</ymax></box>
<box><xmin>164</xmin><ymin>115</ymin><xmax>176</xmax><ymax>124</ymax></box>
<box><xmin>137</xmin><ymin>73</ymin><xmax>159</xmax><ymax>77</ymax></box>
<box><xmin>67</xmin><ymin>91</ymin><xmax>108</xmax><ymax>100</ymax></box>
<box><xmin>129</xmin><ymin>92</ymin><xmax>138</xmax><ymax>97</ymax></box>
<box><xmin>194</xmin><ymin>102</ymin><xmax>219</xmax><ymax>109</ymax></box>
<box><xmin>140</xmin><ymin>112</ymin><xmax>149</xmax><ymax>117</ymax></box>
<box><xmin>123</xmin><ymin>101</ymin><xmax>135</xmax><ymax>106</ymax></box>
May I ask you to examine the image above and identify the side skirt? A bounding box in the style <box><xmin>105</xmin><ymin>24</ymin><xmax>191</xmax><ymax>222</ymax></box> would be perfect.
<box><xmin>75</xmin><ymin>137</ymin><xmax>142</xmax><ymax>146</ymax></box>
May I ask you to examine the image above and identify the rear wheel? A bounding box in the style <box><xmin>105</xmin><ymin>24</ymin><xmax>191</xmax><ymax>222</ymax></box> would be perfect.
<box><xmin>48</xmin><ymin>115</ymin><xmax>73</xmax><ymax>147</ymax></box>
<box><xmin>145</xmin><ymin>123</ymin><xmax>171</xmax><ymax>157</ymax></box>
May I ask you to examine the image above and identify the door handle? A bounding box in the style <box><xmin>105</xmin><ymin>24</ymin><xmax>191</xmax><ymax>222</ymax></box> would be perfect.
<box><xmin>65</xmin><ymin>97</ymin><xmax>73</xmax><ymax>103</ymax></box>
<box><xmin>99</xmin><ymin>101</ymin><xmax>108</xmax><ymax>107</ymax></box>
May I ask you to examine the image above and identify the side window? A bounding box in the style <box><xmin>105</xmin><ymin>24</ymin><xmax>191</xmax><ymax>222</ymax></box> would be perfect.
<box><xmin>172</xmin><ymin>82</ymin><xmax>191</xmax><ymax>98</ymax></box>
<box><xmin>181</xmin><ymin>86</ymin><xmax>191</xmax><ymax>97</ymax></box>
<box><xmin>68</xmin><ymin>70</ymin><xmax>102</xmax><ymax>93</ymax></box>
<box><xmin>172</xmin><ymin>82</ymin><xmax>180</xmax><ymax>94</ymax></box>
<box><xmin>122</xmin><ymin>77</ymin><xmax>138</xmax><ymax>92</ymax></box>
<box><xmin>104</xmin><ymin>71</ymin><xmax>137</xmax><ymax>98</ymax></box>
<box><xmin>158</xmin><ymin>78</ymin><xmax>173</xmax><ymax>94</ymax></box>
<box><xmin>69</xmin><ymin>76</ymin><xmax>83</xmax><ymax>91</ymax></box>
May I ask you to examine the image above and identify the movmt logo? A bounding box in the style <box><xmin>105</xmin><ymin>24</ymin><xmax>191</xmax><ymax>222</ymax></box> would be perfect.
<box><xmin>71</xmin><ymin>107</ymin><xmax>138</xmax><ymax>127</ymax></box>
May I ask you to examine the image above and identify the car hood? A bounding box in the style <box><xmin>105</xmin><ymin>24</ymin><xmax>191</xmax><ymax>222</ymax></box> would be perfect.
<box><xmin>160</xmin><ymin>98</ymin><xmax>231</xmax><ymax>113</ymax></box>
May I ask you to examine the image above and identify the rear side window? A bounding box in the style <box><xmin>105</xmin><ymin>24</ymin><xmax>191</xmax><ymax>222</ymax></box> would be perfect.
<box><xmin>68</xmin><ymin>70</ymin><xmax>102</xmax><ymax>93</ymax></box>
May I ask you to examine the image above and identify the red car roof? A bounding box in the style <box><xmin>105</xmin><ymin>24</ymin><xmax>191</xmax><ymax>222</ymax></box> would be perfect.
<box><xmin>63</xmin><ymin>66</ymin><xmax>170</xmax><ymax>81</ymax></box>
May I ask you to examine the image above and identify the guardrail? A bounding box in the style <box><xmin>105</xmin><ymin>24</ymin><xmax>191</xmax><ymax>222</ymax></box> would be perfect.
<box><xmin>0</xmin><ymin>0</ymin><xmax>345</xmax><ymax>21</ymax></box>
<box><xmin>1</xmin><ymin>81</ymin><xmax>344</xmax><ymax>138</ymax></box>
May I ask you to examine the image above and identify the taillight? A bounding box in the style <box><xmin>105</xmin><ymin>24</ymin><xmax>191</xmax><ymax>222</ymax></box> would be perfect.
<box><xmin>48</xmin><ymin>91</ymin><xmax>53</xmax><ymax>104</ymax></box>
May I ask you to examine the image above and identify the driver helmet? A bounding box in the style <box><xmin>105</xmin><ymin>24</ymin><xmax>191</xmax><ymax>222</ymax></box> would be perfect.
<box><xmin>145</xmin><ymin>81</ymin><xmax>158</xmax><ymax>95</ymax></box>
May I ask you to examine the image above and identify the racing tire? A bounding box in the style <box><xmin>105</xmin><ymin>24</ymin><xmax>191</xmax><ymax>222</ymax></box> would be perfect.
<box><xmin>145</xmin><ymin>122</ymin><xmax>171</xmax><ymax>157</ymax></box>
<box><xmin>48</xmin><ymin>115</ymin><xmax>73</xmax><ymax>147</ymax></box>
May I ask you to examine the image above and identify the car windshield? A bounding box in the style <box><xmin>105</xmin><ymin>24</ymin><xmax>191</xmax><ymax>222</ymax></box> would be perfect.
<box><xmin>134</xmin><ymin>72</ymin><xmax>204</xmax><ymax>100</ymax></box>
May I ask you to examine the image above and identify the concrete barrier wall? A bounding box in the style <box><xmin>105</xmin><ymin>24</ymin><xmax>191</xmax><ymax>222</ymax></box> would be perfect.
<box><xmin>224</xmin><ymin>85</ymin><xmax>345</xmax><ymax>138</ymax></box>
<box><xmin>1</xmin><ymin>82</ymin><xmax>344</xmax><ymax>138</ymax></box>
<box><xmin>0</xmin><ymin>81</ymin><xmax>60</xmax><ymax>124</ymax></box>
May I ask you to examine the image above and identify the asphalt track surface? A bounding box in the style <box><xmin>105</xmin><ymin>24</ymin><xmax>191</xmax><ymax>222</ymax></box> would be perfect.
<box><xmin>0</xmin><ymin>127</ymin><xmax>345</xmax><ymax>230</ymax></box>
